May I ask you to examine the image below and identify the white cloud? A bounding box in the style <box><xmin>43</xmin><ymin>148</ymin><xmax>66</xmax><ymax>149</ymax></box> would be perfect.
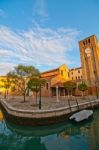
<box><xmin>0</xmin><ymin>24</ymin><xmax>80</xmax><ymax>75</ymax></box>
<box><xmin>0</xmin><ymin>63</ymin><xmax>16</xmax><ymax>75</ymax></box>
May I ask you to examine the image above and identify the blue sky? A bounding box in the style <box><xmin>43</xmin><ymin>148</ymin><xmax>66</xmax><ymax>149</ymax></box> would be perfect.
<box><xmin>0</xmin><ymin>0</ymin><xmax>99</xmax><ymax>75</ymax></box>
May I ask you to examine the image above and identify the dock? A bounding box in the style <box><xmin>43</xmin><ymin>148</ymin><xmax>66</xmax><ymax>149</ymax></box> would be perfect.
<box><xmin>0</xmin><ymin>97</ymin><xmax>99</xmax><ymax>126</ymax></box>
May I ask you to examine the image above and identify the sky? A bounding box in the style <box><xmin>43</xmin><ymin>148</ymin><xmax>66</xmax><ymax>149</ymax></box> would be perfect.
<box><xmin>0</xmin><ymin>0</ymin><xmax>99</xmax><ymax>75</ymax></box>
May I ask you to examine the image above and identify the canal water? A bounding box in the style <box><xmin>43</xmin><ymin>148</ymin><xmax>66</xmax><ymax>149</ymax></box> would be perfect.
<box><xmin>0</xmin><ymin>109</ymin><xmax>99</xmax><ymax>150</ymax></box>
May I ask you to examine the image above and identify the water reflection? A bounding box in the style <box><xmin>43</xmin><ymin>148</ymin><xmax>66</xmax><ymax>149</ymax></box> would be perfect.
<box><xmin>6</xmin><ymin>119</ymin><xmax>92</xmax><ymax>137</ymax></box>
<box><xmin>0</xmin><ymin>110</ymin><xmax>99</xmax><ymax>150</ymax></box>
<box><xmin>0</xmin><ymin>110</ymin><xmax>3</xmax><ymax>121</ymax></box>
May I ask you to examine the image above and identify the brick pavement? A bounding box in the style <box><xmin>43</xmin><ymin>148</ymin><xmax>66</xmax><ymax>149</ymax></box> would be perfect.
<box><xmin>1</xmin><ymin>95</ymin><xmax>97</xmax><ymax>110</ymax></box>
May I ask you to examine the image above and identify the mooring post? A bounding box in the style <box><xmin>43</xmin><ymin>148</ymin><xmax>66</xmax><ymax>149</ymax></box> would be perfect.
<box><xmin>75</xmin><ymin>97</ymin><xmax>79</xmax><ymax>110</ymax></box>
<box><xmin>68</xmin><ymin>98</ymin><xmax>72</xmax><ymax>112</ymax></box>
<box><xmin>88</xmin><ymin>96</ymin><xmax>93</xmax><ymax>109</ymax></box>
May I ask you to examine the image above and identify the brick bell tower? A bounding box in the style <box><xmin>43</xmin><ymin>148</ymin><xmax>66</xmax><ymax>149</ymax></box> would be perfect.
<box><xmin>79</xmin><ymin>35</ymin><xmax>99</xmax><ymax>96</ymax></box>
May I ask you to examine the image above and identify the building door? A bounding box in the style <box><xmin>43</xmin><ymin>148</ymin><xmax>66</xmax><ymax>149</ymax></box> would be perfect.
<box><xmin>52</xmin><ymin>88</ymin><xmax>56</xmax><ymax>96</ymax></box>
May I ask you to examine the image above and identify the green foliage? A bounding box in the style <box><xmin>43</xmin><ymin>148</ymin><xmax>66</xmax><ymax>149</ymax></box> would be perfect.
<box><xmin>63</xmin><ymin>81</ymin><xmax>77</xmax><ymax>92</ymax></box>
<box><xmin>14</xmin><ymin>65</ymin><xmax>40</xmax><ymax>77</ymax></box>
<box><xmin>7</xmin><ymin>65</ymin><xmax>40</xmax><ymax>102</ymax></box>
<box><xmin>78</xmin><ymin>82</ymin><xmax>88</xmax><ymax>92</ymax></box>
<box><xmin>1</xmin><ymin>78</ymin><xmax>10</xmax><ymax>89</ymax></box>
<box><xmin>0</xmin><ymin>76</ymin><xmax>14</xmax><ymax>99</ymax></box>
<box><xmin>28</xmin><ymin>77</ymin><xmax>45</xmax><ymax>92</ymax></box>
<box><xmin>63</xmin><ymin>80</ymin><xmax>77</xmax><ymax>96</ymax></box>
<box><xmin>11</xmin><ymin>85</ymin><xmax>16</xmax><ymax>92</ymax></box>
<box><xmin>28</xmin><ymin>77</ymin><xmax>45</xmax><ymax>105</ymax></box>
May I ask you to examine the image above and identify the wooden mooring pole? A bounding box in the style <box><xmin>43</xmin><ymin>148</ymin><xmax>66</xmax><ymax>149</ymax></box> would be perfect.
<box><xmin>68</xmin><ymin>98</ymin><xmax>72</xmax><ymax>112</ymax></box>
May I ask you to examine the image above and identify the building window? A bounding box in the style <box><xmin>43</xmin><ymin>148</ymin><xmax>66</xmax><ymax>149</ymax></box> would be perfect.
<box><xmin>83</xmin><ymin>41</ymin><xmax>85</xmax><ymax>46</ymax></box>
<box><xmin>78</xmin><ymin>70</ymin><xmax>80</xmax><ymax>73</ymax></box>
<box><xmin>72</xmin><ymin>72</ymin><xmax>73</xmax><ymax>75</ymax></box>
<box><xmin>88</xmin><ymin>39</ymin><xmax>90</xmax><ymax>43</ymax></box>
<box><xmin>46</xmin><ymin>82</ymin><xmax>49</xmax><ymax>90</ymax></box>
<box><xmin>94</xmin><ymin>70</ymin><xmax>96</xmax><ymax>74</ymax></box>
<box><xmin>72</xmin><ymin>77</ymin><xmax>73</xmax><ymax>80</ymax></box>
<box><xmin>61</xmin><ymin>70</ymin><xmax>63</xmax><ymax>76</ymax></box>
<box><xmin>78</xmin><ymin>76</ymin><xmax>80</xmax><ymax>79</ymax></box>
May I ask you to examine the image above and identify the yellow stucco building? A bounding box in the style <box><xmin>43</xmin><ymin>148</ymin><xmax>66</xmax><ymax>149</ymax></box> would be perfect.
<box><xmin>41</xmin><ymin>64</ymin><xmax>70</xmax><ymax>96</ymax></box>
<box><xmin>0</xmin><ymin>76</ymin><xmax>7</xmax><ymax>95</ymax></box>
<box><xmin>0</xmin><ymin>76</ymin><xmax>13</xmax><ymax>96</ymax></box>
<box><xmin>69</xmin><ymin>67</ymin><xmax>82</xmax><ymax>81</ymax></box>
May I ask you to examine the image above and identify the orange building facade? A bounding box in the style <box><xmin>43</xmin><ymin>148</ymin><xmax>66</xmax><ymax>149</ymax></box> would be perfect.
<box><xmin>41</xmin><ymin>65</ymin><xmax>83</xmax><ymax>97</ymax></box>
<box><xmin>41</xmin><ymin>64</ymin><xmax>70</xmax><ymax>97</ymax></box>
<box><xmin>79</xmin><ymin>35</ymin><xmax>99</xmax><ymax>95</ymax></box>
<box><xmin>69</xmin><ymin>67</ymin><xmax>82</xmax><ymax>82</ymax></box>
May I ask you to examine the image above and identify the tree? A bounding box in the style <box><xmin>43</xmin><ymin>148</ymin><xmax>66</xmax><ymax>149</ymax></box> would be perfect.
<box><xmin>7</xmin><ymin>65</ymin><xmax>40</xmax><ymax>102</ymax></box>
<box><xmin>11</xmin><ymin>85</ymin><xmax>16</xmax><ymax>99</ymax></box>
<box><xmin>63</xmin><ymin>81</ymin><xmax>77</xmax><ymax>96</ymax></box>
<box><xmin>63</xmin><ymin>81</ymin><xmax>77</xmax><ymax>111</ymax></box>
<box><xmin>78</xmin><ymin>82</ymin><xmax>88</xmax><ymax>96</ymax></box>
<box><xmin>28</xmin><ymin>77</ymin><xmax>45</xmax><ymax>106</ymax></box>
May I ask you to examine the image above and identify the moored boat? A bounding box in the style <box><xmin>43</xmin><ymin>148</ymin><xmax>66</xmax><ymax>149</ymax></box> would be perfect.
<box><xmin>69</xmin><ymin>109</ymin><xmax>93</xmax><ymax>122</ymax></box>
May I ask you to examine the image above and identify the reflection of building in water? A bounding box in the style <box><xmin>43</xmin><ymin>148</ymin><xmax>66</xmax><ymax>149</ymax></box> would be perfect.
<box><xmin>0</xmin><ymin>111</ymin><xmax>3</xmax><ymax>121</ymax></box>
<box><xmin>59</xmin><ymin>125</ymin><xmax>88</xmax><ymax>140</ymax></box>
<box><xmin>88</xmin><ymin>121</ymin><xmax>99</xmax><ymax>150</ymax></box>
<box><xmin>59</xmin><ymin>131</ymin><xmax>70</xmax><ymax>140</ymax></box>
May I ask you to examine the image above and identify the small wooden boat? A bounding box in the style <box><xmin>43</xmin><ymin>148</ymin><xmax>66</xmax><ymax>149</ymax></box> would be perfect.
<box><xmin>69</xmin><ymin>109</ymin><xmax>93</xmax><ymax>122</ymax></box>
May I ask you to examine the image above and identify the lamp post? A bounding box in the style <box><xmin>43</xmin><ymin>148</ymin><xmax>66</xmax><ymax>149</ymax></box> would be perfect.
<box><xmin>56</xmin><ymin>85</ymin><xmax>59</xmax><ymax>102</ymax></box>
<box><xmin>39</xmin><ymin>83</ymin><xmax>41</xmax><ymax>109</ymax></box>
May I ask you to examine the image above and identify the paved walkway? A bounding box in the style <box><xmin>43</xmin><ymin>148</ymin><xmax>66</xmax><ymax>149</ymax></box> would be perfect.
<box><xmin>0</xmin><ymin>95</ymin><xmax>97</xmax><ymax>110</ymax></box>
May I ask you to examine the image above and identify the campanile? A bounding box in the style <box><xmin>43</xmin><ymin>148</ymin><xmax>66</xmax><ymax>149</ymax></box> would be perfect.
<box><xmin>79</xmin><ymin>35</ymin><xmax>99</xmax><ymax>95</ymax></box>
